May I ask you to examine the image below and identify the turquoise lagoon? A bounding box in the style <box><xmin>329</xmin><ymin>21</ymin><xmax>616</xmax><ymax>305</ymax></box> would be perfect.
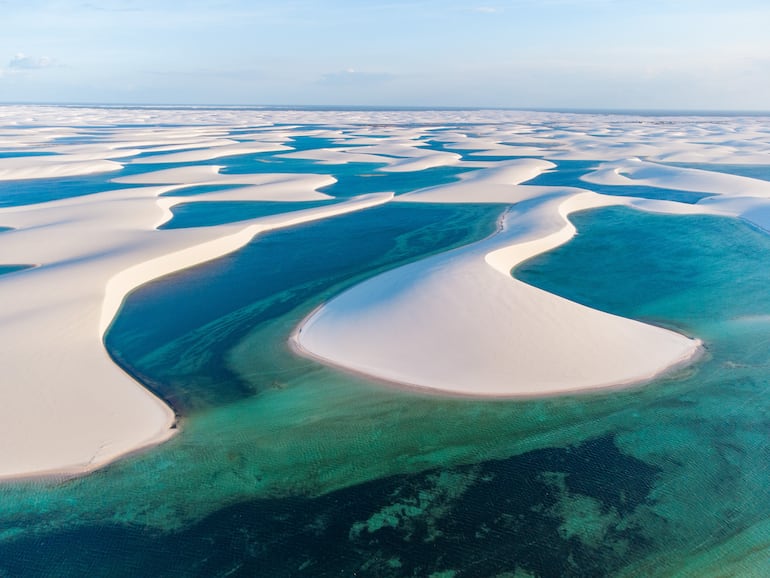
<box><xmin>0</xmin><ymin>264</ymin><xmax>32</xmax><ymax>276</ymax></box>
<box><xmin>2</xmin><ymin>130</ymin><xmax>770</xmax><ymax>577</ymax></box>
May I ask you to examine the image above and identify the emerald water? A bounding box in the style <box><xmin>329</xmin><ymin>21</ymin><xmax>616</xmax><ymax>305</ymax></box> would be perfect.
<box><xmin>3</xmin><ymin>126</ymin><xmax>770</xmax><ymax>576</ymax></box>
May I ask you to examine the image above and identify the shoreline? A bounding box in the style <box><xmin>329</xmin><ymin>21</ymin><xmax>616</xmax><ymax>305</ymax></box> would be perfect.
<box><xmin>289</xmin><ymin>321</ymin><xmax>705</xmax><ymax>400</ymax></box>
<box><xmin>0</xmin><ymin>418</ymin><xmax>181</xmax><ymax>485</ymax></box>
<box><xmin>291</xmin><ymin>187</ymin><xmax>707</xmax><ymax>398</ymax></box>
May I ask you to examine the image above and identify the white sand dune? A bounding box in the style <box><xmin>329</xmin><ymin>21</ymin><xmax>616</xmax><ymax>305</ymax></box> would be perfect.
<box><xmin>378</xmin><ymin>151</ymin><xmax>461</xmax><ymax>172</ymax></box>
<box><xmin>0</xmin><ymin>157</ymin><xmax>124</xmax><ymax>181</ymax></box>
<box><xmin>400</xmin><ymin>158</ymin><xmax>559</xmax><ymax>203</ymax></box>
<box><xmin>426</xmin><ymin>116</ymin><xmax>770</xmax><ymax>165</ymax></box>
<box><xmin>133</xmin><ymin>142</ymin><xmax>289</xmax><ymax>164</ymax></box>
<box><xmin>161</xmin><ymin>182</ymin><xmax>333</xmax><ymax>204</ymax></box>
<box><xmin>279</xmin><ymin>141</ymin><xmax>461</xmax><ymax>172</ymax></box>
<box><xmin>583</xmin><ymin>158</ymin><xmax>770</xmax><ymax>197</ymax></box>
<box><xmin>0</xmin><ymin>155</ymin><xmax>391</xmax><ymax>479</ymax></box>
<box><xmin>340</xmin><ymin>141</ymin><xmax>461</xmax><ymax>172</ymax></box>
<box><xmin>112</xmin><ymin>138</ymin><xmax>243</xmax><ymax>153</ymax></box>
<box><xmin>115</xmin><ymin>165</ymin><xmax>336</xmax><ymax>202</ymax></box>
<box><xmin>470</xmin><ymin>145</ymin><xmax>549</xmax><ymax>157</ymax></box>
<box><xmin>278</xmin><ymin>147</ymin><xmax>388</xmax><ymax>165</ymax></box>
<box><xmin>582</xmin><ymin>157</ymin><xmax>770</xmax><ymax>231</ymax></box>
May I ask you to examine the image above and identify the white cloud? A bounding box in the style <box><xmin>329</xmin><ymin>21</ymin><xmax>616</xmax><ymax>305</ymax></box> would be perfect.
<box><xmin>8</xmin><ymin>53</ymin><xmax>57</xmax><ymax>70</ymax></box>
<box><xmin>472</xmin><ymin>6</ymin><xmax>500</xmax><ymax>13</ymax></box>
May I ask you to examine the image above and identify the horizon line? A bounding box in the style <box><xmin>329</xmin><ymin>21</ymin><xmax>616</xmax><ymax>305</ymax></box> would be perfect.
<box><xmin>1</xmin><ymin>101</ymin><xmax>769</xmax><ymax>117</ymax></box>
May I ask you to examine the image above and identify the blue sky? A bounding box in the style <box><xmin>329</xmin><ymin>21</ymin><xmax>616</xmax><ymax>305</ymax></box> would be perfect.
<box><xmin>1</xmin><ymin>0</ymin><xmax>769</xmax><ymax>109</ymax></box>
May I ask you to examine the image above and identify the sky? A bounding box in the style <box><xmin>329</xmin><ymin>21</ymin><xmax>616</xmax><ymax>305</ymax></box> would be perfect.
<box><xmin>1</xmin><ymin>0</ymin><xmax>769</xmax><ymax>110</ymax></box>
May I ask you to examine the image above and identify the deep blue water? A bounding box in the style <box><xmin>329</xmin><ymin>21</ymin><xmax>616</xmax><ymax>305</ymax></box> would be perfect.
<box><xmin>108</xmin><ymin>202</ymin><xmax>503</xmax><ymax>411</ymax></box>
<box><xmin>0</xmin><ymin>436</ymin><xmax>658</xmax><ymax>578</ymax></box>
<box><xmin>0</xmin><ymin>173</ymin><xmax>142</xmax><ymax>207</ymax></box>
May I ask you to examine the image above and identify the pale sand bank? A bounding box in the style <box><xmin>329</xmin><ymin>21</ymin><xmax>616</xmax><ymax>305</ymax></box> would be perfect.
<box><xmin>0</xmin><ymin>157</ymin><xmax>124</xmax><ymax>181</ymax></box>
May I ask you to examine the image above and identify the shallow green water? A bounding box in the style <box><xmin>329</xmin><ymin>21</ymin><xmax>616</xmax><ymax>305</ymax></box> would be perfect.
<box><xmin>4</xmin><ymin>201</ymin><xmax>770</xmax><ymax>576</ymax></box>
